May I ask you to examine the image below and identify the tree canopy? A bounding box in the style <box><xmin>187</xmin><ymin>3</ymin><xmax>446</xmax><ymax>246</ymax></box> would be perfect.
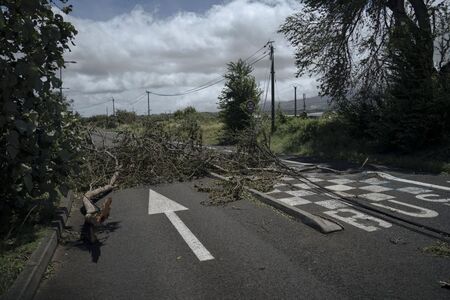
<box><xmin>280</xmin><ymin>0</ymin><xmax>450</xmax><ymax>151</ymax></box>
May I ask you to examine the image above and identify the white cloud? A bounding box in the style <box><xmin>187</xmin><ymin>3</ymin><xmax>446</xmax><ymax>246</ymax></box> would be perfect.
<box><xmin>61</xmin><ymin>0</ymin><xmax>318</xmax><ymax>116</ymax></box>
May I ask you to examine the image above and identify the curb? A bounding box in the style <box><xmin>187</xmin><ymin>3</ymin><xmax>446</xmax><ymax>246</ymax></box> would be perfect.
<box><xmin>208</xmin><ymin>172</ymin><xmax>343</xmax><ymax>234</ymax></box>
<box><xmin>2</xmin><ymin>191</ymin><xmax>74</xmax><ymax>300</ymax></box>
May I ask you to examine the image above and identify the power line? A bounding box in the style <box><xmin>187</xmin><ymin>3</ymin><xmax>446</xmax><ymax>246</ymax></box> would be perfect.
<box><xmin>146</xmin><ymin>42</ymin><xmax>271</xmax><ymax>97</ymax></box>
<box><xmin>262</xmin><ymin>58</ymin><xmax>271</xmax><ymax>112</ymax></box>
<box><xmin>148</xmin><ymin>52</ymin><xmax>270</xmax><ymax>97</ymax></box>
<box><xmin>76</xmin><ymin>99</ymin><xmax>111</xmax><ymax>111</ymax></box>
<box><xmin>128</xmin><ymin>93</ymin><xmax>146</xmax><ymax>106</ymax></box>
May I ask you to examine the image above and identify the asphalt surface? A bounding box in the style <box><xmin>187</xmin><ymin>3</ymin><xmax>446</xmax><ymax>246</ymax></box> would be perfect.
<box><xmin>35</xmin><ymin>177</ymin><xmax>450</xmax><ymax>299</ymax></box>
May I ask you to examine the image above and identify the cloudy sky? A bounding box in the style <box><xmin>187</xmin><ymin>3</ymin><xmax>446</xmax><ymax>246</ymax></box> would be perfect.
<box><xmin>57</xmin><ymin>0</ymin><xmax>317</xmax><ymax>116</ymax></box>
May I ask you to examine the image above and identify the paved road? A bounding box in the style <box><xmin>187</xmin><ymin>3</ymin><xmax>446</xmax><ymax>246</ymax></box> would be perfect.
<box><xmin>35</xmin><ymin>178</ymin><xmax>449</xmax><ymax>299</ymax></box>
<box><xmin>279</xmin><ymin>158</ymin><xmax>450</xmax><ymax>235</ymax></box>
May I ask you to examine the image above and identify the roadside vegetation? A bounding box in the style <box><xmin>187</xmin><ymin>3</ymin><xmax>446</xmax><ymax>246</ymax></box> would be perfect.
<box><xmin>423</xmin><ymin>241</ymin><xmax>450</xmax><ymax>257</ymax></box>
<box><xmin>0</xmin><ymin>1</ymin><xmax>81</xmax><ymax>295</ymax></box>
<box><xmin>2</xmin><ymin>0</ymin><xmax>449</xmax><ymax>295</ymax></box>
<box><xmin>270</xmin><ymin>113</ymin><xmax>450</xmax><ymax>174</ymax></box>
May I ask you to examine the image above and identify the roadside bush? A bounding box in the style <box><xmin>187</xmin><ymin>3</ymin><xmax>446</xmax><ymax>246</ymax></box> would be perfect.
<box><xmin>0</xmin><ymin>94</ymin><xmax>83</xmax><ymax>237</ymax></box>
<box><xmin>0</xmin><ymin>0</ymin><xmax>80</xmax><ymax>238</ymax></box>
<box><xmin>271</xmin><ymin>114</ymin><xmax>362</xmax><ymax>158</ymax></box>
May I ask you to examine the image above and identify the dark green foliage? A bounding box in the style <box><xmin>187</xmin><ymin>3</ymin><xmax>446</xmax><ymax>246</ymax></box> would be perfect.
<box><xmin>115</xmin><ymin>109</ymin><xmax>137</xmax><ymax>124</ymax></box>
<box><xmin>218</xmin><ymin>59</ymin><xmax>261</xmax><ymax>144</ymax></box>
<box><xmin>276</xmin><ymin>103</ymin><xmax>287</xmax><ymax>125</ymax></box>
<box><xmin>279</xmin><ymin>0</ymin><xmax>450</xmax><ymax>152</ymax></box>
<box><xmin>0</xmin><ymin>1</ymin><xmax>80</xmax><ymax>237</ymax></box>
<box><xmin>174</xmin><ymin>106</ymin><xmax>197</xmax><ymax>119</ymax></box>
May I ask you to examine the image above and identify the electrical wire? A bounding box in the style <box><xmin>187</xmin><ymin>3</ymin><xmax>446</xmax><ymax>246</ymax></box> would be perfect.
<box><xmin>146</xmin><ymin>42</ymin><xmax>272</xmax><ymax>97</ymax></box>
<box><xmin>262</xmin><ymin>59</ymin><xmax>271</xmax><ymax>112</ymax></box>
<box><xmin>76</xmin><ymin>99</ymin><xmax>111</xmax><ymax>111</ymax></box>
<box><xmin>127</xmin><ymin>93</ymin><xmax>146</xmax><ymax>106</ymax></box>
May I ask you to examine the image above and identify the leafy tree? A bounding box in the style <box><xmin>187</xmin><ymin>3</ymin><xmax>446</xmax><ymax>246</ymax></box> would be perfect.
<box><xmin>116</xmin><ymin>109</ymin><xmax>137</xmax><ymax>124</ymax></box>
<box><xmin>174</xmin><ymin>106</ymin><xmax>197</xmax><ymax>119</ymax></box>
<box><xmin>279</xmin><ymin>0</ymin><xmax>450</xmax><ymax>151</ymax></box>
<box><xmin>218</xmin><ymin>59</ymin><xmax>261</xmax><ymax>144</ymax></box>
<box><xmin>0</xmin><ymin>1</ymin><xmax>80</xmax><ymax>236</ymax></box>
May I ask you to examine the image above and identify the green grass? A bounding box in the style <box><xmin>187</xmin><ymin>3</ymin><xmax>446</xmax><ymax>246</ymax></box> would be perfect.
<box><xmin>0</xmin><ymin>226</ymin><xmax>49</xmax><ymax>296</ymax></box>
<box><xmin>201</xmin><ymin>120</ymin><xmax>223</xmax><ymax>145</ymax></box>
<box><xmin>270</xmin><ymin>115</ymin><xmax>450</xmax><ymax>174</ymax></box>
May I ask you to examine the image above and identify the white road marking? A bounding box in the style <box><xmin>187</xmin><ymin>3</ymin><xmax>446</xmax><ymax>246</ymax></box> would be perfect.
<box><xmin>305</xmin><ymin>177</ymin><xmax>325</xmax><ymax>183</ymax></box>
<box><xmin>315</xmin><ymin>200</ymin><xmax>348</xmax><ymax>209</ymax></box>
<box><xmin>359</xmin><ymin>193</ymin><xmax>394</xmax><ymax>202</ymax></box>
<box><xmin>371</xmin><ymin>200</ymin><xmax>438</xmax><ymax>218</ymax></box>
<box><xmin>286</xmin><ymin>190</ymin><xmax>315</xmax><ymax>197</ymax></box>
<box><xmin>415</xmin><ymin>194</ymin><xmax>450</xmax><ymax>203</ymax></box>
<box><xmin>279</xmin><ymin>197</ymin><xmax>311</xmax><ymax>206</ymax></box>
<box><xmin>397</xmin><ymin>187</ymin><xmax>432</xmax><ymax>195</ymax></box>
<box><xmin>325</xmin><ymin>184</ymin><xmax>354</xmax><ymax>192</ymax></box>
<box><xmin>324</xmin><ymin>208</ymin><xmax>392</xmax><ymax>232</ymax></box>
<box><xmin>165</xmin><ymin>211</ymin><xmax>214</xmax><ymax>262</ymax></box>
<box><xmin>368</xmin><ymin>172</ymin><xmax>450</xmax><ymax>191</ymax></box>
<box><xmin>360</xmin><ymin>185</ymin><xmax>393</xmax><ymax>193</ymax></box>
<box><xmin>148</xmin><ymin>190</ymin><xmax>188</xmax><ymax>214</ymax></box>
<box><xmin>148</xmin><ymin>190</ymin><xmax>214</xmax><ymax>262</ymax></box>
<box><xmin>293</xmin><ymin>183</ymin><xmax>312</xmax><ymax>189</ymax></box>
<box><xmin>327</xmin><ymin>178</ymin><xmax>355</xmax><ymax>185</ymax></box>
<box><xmin>360</xmin><ymin>178</ymin><xmax>389</xmax><ymax>185</ymax></box>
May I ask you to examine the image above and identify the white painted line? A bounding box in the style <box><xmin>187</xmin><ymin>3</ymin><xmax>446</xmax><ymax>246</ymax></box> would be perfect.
<box><xmin>278</xmin><ymin>197</ymin><xmax>311</xmax><ymax>206</ymax></box>
<box><xmin>415</xmin><ymin>194</ymin><xmax>450</xmax><ymax>203</ymax></box>
<box><xmin>368</xmin><ymin>172</ymin><xmax>450</xmax><ymax>191</ymax></box>
<box><xmin>360</xmin><ymin>185</ymin><xmax>393</xmax><ymax>193</ymax></box>
<box><xmin>315</xmin><ymin>200</ymin><xmax>348</xmax><ymax>209</ymax></box>
<box><xmin>286</xmin><ymin>190</ymin><xmax>315</xmax><ymax>197</ymax></box>
<box><xmin>148</xmin><ymin>190</ymin><xmax>214</xmax><ymax>262</ymax></box>
<box><xmin>324</xmin><ymin>208</ymin><xmax>392</xmax><ymax>232</ymax></box>
<box><xmin>360</xmin><ymin>192</ymin><xmax>394</xmax><ymax>202</ymax></box>
<box><xmin>148</xmin><ymin>190</ymin><xmax>188</xmax><ymax>215</ymax></box>
<box><xmin>165</xmin><ymin>211</ymin><xmax>215</xmax><ymax>262</ymax></box>
<box><xmin>371</xmin><ymin>200</ymin><xmax>438</xmax><ymax>218</ymax></box>
<box><xmin>397</xmin><ymin>187</ymin><xmax>432</xmax><ymax>195</ymax></box>
<box><xmin>324</xmin><ymin>184</ymin><xmax>354</xmax><ymax>192</ymax></box>
<box><xmin>327</xmin><ymin>178</ymin><xmax>355</xmax><ymax>185</ymax></box>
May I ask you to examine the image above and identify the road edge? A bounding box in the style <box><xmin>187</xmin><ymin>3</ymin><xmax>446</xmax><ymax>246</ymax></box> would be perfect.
<box><xmin>208</xmin><ymin>172</ymin><xmax>343</xmax><ymax>234</ymax></box>
<box><xmin>2</xmin><ymin>191</ymin><xmax>74</xmax><ymax>300</ymax></box>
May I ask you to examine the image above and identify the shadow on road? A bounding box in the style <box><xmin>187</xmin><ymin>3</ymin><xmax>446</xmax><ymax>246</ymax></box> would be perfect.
<box><xmin>61</xmin><ymin>221</ymin><xmax>121</xmax><ymax>263</ymax></box>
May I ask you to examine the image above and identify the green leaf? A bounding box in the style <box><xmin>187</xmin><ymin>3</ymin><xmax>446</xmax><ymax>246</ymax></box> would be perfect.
<box><xmin>58</xmin><ymin>184</ymin><xmax>69</xmax><ymax>197</ymax></box>
<box><xmin>0</xmin><ymin>10</ymin><xmax>5</xmax><ymax>30</ymax></box>
<box><xmin>7</xmin><ymin>130</ymin><xmax>20</xmax><ymax>159</ymax></box>
<box><xmin>15</xmin><ymin>119</ymin><xmax>29</xmax><ymax>134</ymax></box>
<box><xmin>24</xmin><ymin>174</ymin><xmax>33</xmax><ymax>192</ymax></box>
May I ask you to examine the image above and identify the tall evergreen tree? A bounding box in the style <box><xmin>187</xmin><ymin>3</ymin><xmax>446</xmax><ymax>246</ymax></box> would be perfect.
<box><xmin>218</xmin><ymin>59</ymin><xmax>261</xmax><ymax>144</ymax></box>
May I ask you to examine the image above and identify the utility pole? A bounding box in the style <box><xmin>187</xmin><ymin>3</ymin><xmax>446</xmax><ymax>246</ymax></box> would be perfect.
<box><xmin>106</xmin><ymin>106</ymin><xmax>108</xmax><ymax>117</ymax></box>
<box><xmin>294</xmin><ymin>86</ymin><xmax>297</xmax><ymax>117</ymax></box>
<box><xmin>146</xmin><ymin>90</ymin><xmax>150</xmax><ymax>116</ymax></box>
<box><xmin>269</xmin><ymin>41</ymin><xmax>275</xmax><ymax>133</ymax></box>
<box><xmin>112</xmin><ymin>97</ymin><xmax>115</xmax><ymax>116</ymax></box>
<box><xmin>303</xmin><ymin>93</ymin><xmax>306</xmax><ymax>114</ymax></box>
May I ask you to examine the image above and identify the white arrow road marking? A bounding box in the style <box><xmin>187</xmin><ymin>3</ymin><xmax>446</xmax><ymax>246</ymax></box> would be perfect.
<box><xmin>148</xmin><ymin>189</ymin><xmax>214</xmax><ymax>262</ymax></box>
<box><xmin>368</xmin><ymin>172</ymin><xmax>450</xmax><ymax>191</ymax></box>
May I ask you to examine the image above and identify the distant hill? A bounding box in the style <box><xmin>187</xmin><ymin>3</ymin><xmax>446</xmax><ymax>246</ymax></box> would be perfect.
<box><xmin>260</xmin><ymin>95</ymin><xmax>333</xmax><ymax>115</ymax></box>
